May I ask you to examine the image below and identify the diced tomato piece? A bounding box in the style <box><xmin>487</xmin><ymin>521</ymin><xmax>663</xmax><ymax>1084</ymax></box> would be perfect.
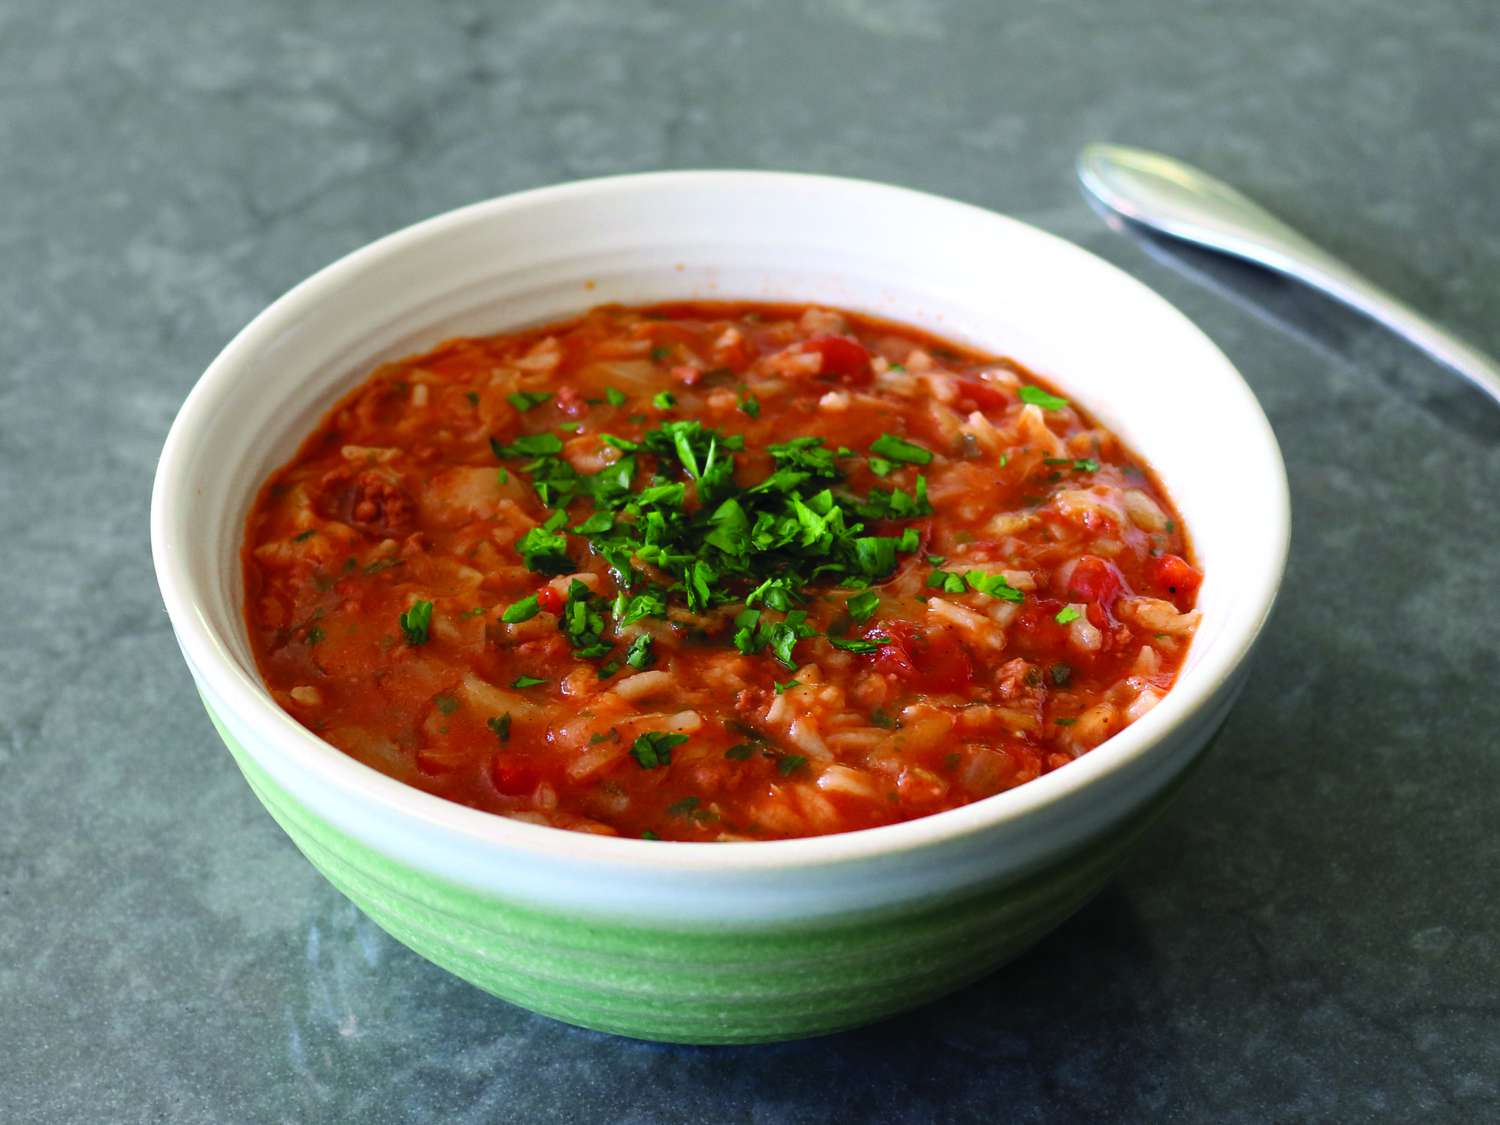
<box><xmin>1147</xmin><ymin>554</ymin><xmax>1201</xmax><ymax>609</ymax></box>
<box><xmin>873</xmin><ymin>621</ymin><xmax>973</xmax><ymax>693</ymax></box>
<box><xmin>1011</xmin><ymin>597</ymin><xmax>1070</xmax><ymax>654</ymax></box>
<box><xmin>1066</xmin><ymin>555</ymin><xmax>1127</xmax><ymax>628</ymax></box>
<box><xmin>802</xmin><ymin>335</ymin><xmax>872</xmax><ymax>385</ymax></box>
<box><xmin>554</xmin><ymin>384</ymin><xmax>588</xmax><ymax>417</ymax></box>
<box><xmin>535</xmin><ymin>586</ymin><xmax>564</xmax><ymax>614</ymax></box>
<box><xmin>491</xmin><ymin>756</ymin><xmax>536</xmax><ymax>796</ymax></box>
<box><xmin>952</xmin><ymin>377</ymin><xmax>1012</xmax><ymax>412</ymax></box>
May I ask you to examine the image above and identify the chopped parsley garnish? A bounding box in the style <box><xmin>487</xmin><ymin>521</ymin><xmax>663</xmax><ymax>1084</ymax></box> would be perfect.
<box><xmin>764</xmin><ymin>611</ymin><xmax>819</xmax><ymax>670</ymax></box>
<box><xmin>502</xmin><ymin>594</ymin><xmax>541</xmax><ymax>623</ymax></box>
<box><xmin>666</xmin><ymin>796</ymin><xmax>700</xmax><ymax>817</ymax></box>
<box><xmin>650</xmin><ymin>345</ymin><xmax>672</xmax><ymax>362</ymax></box>
<box><xmin>630</xmin><ymin>730</ymin><xmax>687</xmax><ymax>769</ymax></box>
<box><xmin>559</xmin><ymin>580</ymin><xmax>611</xmax><ymax>659</ymax></box>
<box><xmin>776</xmin><ymin>755</ymin><xmax>808</xmax><ymax>777</ymax></box>
<box><xmin>605</xmin><ymin>386</ymin><xmax>627</xmax><ymax>406</ymax></box>
<box><xmin>1055</xmin><ymin>717</ymin><xmax>1077</xmax><ymax>726</ymax></box>
<box><xmin>488</xmin><ymin>713</ymin><xmax>512</xmax><ymax>742</ymax></box>
<box><xmin>724</xmin><ymin>744</ymin><xmax>755</xmax><ymax>761</ymax></box>
<box><xmin>869</xmin><ymin>707</ymin><xmax>898</xmax><ymax>729</ymax></box>
<box><xmin>1050</xmin><ymin>663</ymin><xmax>1073</xmax><ymax>686</ymax></box>
<box><xmin>651</xmin><ymin>391</ymin><xmax>676</xmax><ymax>410</ymax></box>
<box><xmin>624</xmin><ymin>633</ymin><xmax>654</xmax><ymax>669</ymax></box>
<box><xmin>773</xmin><ymin>679</ymin><xmax>801</xmax><ymax>694</ymax></box>
<box><xmin>1055</xmin><ymin>605</ymin><xmax>1082</xmax><ymax>625</ymax></box>
<box><xmin>292</xmin><ymin>529</ymin><xmax>316</xmax><ymax>542</ymax></box>
<box><xmin>641</xmin><ymin>829</ymin><xmax>660</xmax><ymax>840</ymax></box>
<box><xmin>465</xmin><ymin>391</ymin><xmax>480</xmax><ymax>405</ymax></box>
<box><xmin>434</xmin><ymin>694</ymin><xmax>459</xmax><ymax>715</ymax></box>
<box><xmin>472</xmin><ymin>416</ymin><xmax>932</xmax><ymax>676</ymax></box>
<box><xmin>926</xmin><ymin>569</ymin><xmax>967</xmax><ymax>594</ymax></box>
<box><xmin>964</xmin><ymin>570</ymin><xmax>1025</xmax><ymax>603</ymax></box>
<box><xmin>868</xmin><ymin>457</ymin><xmax>894</xmax><ymax>477</ymax></box>
<box><xmin>845</xmin><ymin>590</ymin><xmax>880</xmax><ymax>624</ymax></box>
<box><xmin>1018</xmin><ymin>385</ymin><xmax>1068</xmax><ymax>411</ymax></box>
<box><xmin>512</xmin><ymin>674</ymin><xmax>548</xmax><ymax>689</ymax></box>
<box><xmin>398</xmin><ymin>600</ymin><xmax>433</xmax><ymax>645</ymax></box>
<box><xmin>828</xmin><ymin>634</ymin><xmax>886</xmax><ymax>654</ymax></box>
<box><xmin>738</xmin><ymin>391</ymin><xmax>760</xmax><ymax>418</ymax></box>
<box><xmin>1043</xmin><ymin>457</ymin><xmax>1099</xmax><ymax>473</ymax></box>
<box><xmin>491</xmin><ymin>432</ymin><xmax>563</xmax><ymax>458</ymax></box>
<box><xmin>304</xmin><ymin>625</ymin><xmax>325</xmax><ymax>646</ymax></box>
<box><xmin>507</xmin><ymin>390</ymin><xmax>552</xmax><ymax>412</ymax></box>
<box><xmin>868</xmin><ymin>433</ymin><xmax>933</xmax><ymax>465</ymax></box>
<box><xmin>516</xmin><ymin>511</ymin><xmax>571</xmax><ymax>574</ymax></box>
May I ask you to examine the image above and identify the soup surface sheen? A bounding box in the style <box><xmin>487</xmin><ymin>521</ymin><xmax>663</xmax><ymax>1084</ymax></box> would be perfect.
<box><xmin>244</xmin><ymin>302</ymin><xmax>1201</xmax><ymax>841</ymax></box>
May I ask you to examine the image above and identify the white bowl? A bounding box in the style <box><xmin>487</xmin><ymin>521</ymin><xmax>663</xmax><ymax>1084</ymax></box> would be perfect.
<box><xmin>152</xmin><ymin>171</ymin><xmax>1289</xmax><ymax>1043</ymax></box>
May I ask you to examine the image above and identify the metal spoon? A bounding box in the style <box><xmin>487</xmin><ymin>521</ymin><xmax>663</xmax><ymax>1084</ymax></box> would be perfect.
<box><xmin>1077</xmin><ymin>143</ymin><xmax>1500</xmax><ymax>406</ymax></box>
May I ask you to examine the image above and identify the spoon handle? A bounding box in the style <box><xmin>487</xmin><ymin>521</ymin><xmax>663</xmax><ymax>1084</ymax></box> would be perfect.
<box><xmin>1077</xmin><ymin>143</ymin><xmax>1500</xmax><ymax>406</ymax></box>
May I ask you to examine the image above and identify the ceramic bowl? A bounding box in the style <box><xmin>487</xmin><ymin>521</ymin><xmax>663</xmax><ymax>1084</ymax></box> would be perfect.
<box><xmin>151</xmin><ymin>171</ymin><xmax>1289</xmax><ymax>1043</ymax></box>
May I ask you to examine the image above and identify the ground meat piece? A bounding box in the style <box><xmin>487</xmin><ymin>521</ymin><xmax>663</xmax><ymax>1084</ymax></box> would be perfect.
<box><xmin>316</xmin><ymin>466</ymin><xmax>415</xmax><ymax>537</ymax></box>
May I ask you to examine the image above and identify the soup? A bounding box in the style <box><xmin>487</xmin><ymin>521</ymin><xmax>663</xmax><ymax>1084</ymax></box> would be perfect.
<box><xmin>243</xmin><ymin>302</ymin><xmax>1200</xmax><ymax>841</ymax></box>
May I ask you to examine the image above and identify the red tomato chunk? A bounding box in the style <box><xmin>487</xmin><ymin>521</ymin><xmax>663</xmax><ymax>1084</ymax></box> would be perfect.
<box><xmin>244</xmin><ymin>302</ymin><xmax>1200</xmax><ymax>842</ymax></box>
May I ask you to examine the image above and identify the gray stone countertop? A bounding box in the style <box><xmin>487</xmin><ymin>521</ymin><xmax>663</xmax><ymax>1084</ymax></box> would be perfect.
<box><xmin>2</xmin><ymin>1</ymin><xmax>1497</xmax><ymax>1121</ymax></box>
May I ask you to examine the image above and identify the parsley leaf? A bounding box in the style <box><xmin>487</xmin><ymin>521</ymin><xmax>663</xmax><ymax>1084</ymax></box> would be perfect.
<box><xmin>512</xmin><ymin>675</ymin><xmax>547</xmax><ymax>689</ymax></box>
<box><xmin>630</xmin><ymin>730</ymin><xmax>687</xmax><ymax>769</ymax></box>
<box><xmin>501</xmin><ymin>594</ymin><xmax>541</xmax><ymax>623</ymax></box>
<box><xmin>624</xmin><ymin>634</ymin><xmax>654</xmax><ymax>670</ymax></box>
<box><xmin>1055</xmin><ymin>605</ymin><xmax>1083</xmax><ymax>625</ymax></box>
<box><xmin>605</xmin><ymin>386</ymin><xmax>627</xmax><ymax>406</ymax></box>
<box><xmin>398</xmin><ymin>600</ymin><xmax>433</xmax><ymax>645</ymax></box>
<box><xmin>764</xmin><ymin>610</ymin><xmax>819</xmax><ymax>669</ymax></box>
<box><xmin>926</xmin><ymin>569</ymin><xmax>967</xmax><ymax>594</ymax></box>
<box><xmin>776</xmin><ymin>755</ymin><xmax>808</xmax><ymax>777</ymax></box>
<box><xmin>488</xmin><ymin>714</ymin><xmax>512</xmax><ymax>742</ymax></box>
<box><xmin>829</xmin><ymin>634</ymin><xmax>886</xmax><ymax>654</ymax></box>
<box><xmin>507</xmin><ymin>390</ymin><xmax>552</xmax><ymax>412</ymax></box>
<box><xmin>516</xmin><ymin>511</ymin><xmax>572</xmax><ymax>574</ymax></box>
<box><xmin>560</xmin><ymin>580</ymin><xmax>610</xmax><ymax>659</ymax></box>
<box><xmin>724</xmin><ymin>744</ymin><xmax>755</xmax><ymax>761</ymax></box>
<box><xmin>869</xmin><ymin>433</ymin><xmax>933</xmax><ymax>465</ymax></box>
<box><xmin>845</xmin><ymin>590</ymin><xmax>880</xmax><ymax>624</ymax></box>
<box><xmin>492</xmin><ymin>432</ymin><xmax>563</xmax><ymax>458</ymax></box>
<box><xmin>964</xmin><ymin>570</ymin><xmax>1025</xmax><ymax>603</ymax></box>
<box><xmin>1018</xmin><ymin>385</ymin><xmax>1069</xmax><ymax>411</ymax></box>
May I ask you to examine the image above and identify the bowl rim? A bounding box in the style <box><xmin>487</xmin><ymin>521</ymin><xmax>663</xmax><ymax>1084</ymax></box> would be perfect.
<box><xmin>151</xmin><ymin>168</ymin><xmax>1290</xmax><ymax>875</ymax></box>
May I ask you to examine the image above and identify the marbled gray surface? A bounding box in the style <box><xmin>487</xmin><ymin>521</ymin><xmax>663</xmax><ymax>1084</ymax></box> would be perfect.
<box><xmin>2</xmin><ymin>0</ymin><xmax>1498</xmax><ymax>1121</ymax></box>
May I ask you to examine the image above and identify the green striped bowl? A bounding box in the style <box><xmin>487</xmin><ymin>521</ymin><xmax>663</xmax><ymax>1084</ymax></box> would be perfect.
<box><xmin>153</xmin><ymin>172</ymin><xmax>1288</xmax><ymax>1043</ymax></box>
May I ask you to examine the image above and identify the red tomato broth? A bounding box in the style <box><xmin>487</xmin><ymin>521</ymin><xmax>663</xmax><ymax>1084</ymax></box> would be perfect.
<box><xmin>243</xmin><ymin>302</ymin><xmax>1201</xmax><ymax>841</ymax></box>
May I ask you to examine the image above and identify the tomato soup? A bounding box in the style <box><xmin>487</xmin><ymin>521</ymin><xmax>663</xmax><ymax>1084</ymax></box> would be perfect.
<box><xmin>243</xmin><ymin>303</ymin><xmax>1201</xmax><ymax>841</ymax></box>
